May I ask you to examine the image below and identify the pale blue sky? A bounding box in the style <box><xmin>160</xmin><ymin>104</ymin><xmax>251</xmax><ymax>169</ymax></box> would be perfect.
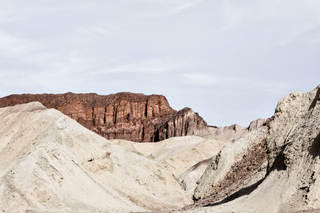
<box><xmin>0</xmin><ymin>0</ymin><xmax>320</xmax><ymax>126</ymax></box>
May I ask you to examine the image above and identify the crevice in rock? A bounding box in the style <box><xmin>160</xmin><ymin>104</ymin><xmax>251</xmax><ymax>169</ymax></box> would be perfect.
<box><xmin>309</xmin><ymin>88</ymin><xmax>320</xmax><ymax>111</ymax></box>
<box><xmin>267</xmin><ymin>146</ymin><xmax>287</xmax><ymax>174</ymax></box>
<box><xmin>309</xmin><ymin>131</ymin><xmax>320</xmax><ymax>159</ymax></box>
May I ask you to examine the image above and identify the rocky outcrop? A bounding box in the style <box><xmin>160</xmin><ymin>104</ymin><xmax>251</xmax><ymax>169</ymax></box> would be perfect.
<box><xmin>0</xmin><ymin>92</ymin><xmax>267</xmax><ymax>143</ymax></box>
<box><xmin>178</xmin><ymin>119</ymin><xmax>268</xmax><ymax>203</ymax></box>
<box><xmin>180</xmin><ymin>85</ymin><xmax>320</xmax><ymax>213</ymax></box>
<box><xmin>190</xmin><ymin>124</ymin><xmax>269</xmax><ymax>207</ymax></box>
<box><xmin>0</xmin><ymin>93</ymin><xmax>203</xmax><ymax>142</ymax></box>
<box><xmin>154</xmin><ymin>107</ymin><xmax>208</xmax><ymax>142</ymax></box>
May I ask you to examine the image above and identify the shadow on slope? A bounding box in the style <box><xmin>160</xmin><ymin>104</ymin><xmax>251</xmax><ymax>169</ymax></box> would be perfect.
<box><xmin>205</xmin><ymin>178</ymin><xmax>265</xmax><ymax>207</ymax></box>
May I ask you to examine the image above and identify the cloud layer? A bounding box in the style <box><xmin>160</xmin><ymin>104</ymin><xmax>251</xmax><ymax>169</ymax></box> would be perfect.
<box><xmin>0</xmin><ymin>0</ymin><xmax>320</xmax><ymax>126</ymax></box>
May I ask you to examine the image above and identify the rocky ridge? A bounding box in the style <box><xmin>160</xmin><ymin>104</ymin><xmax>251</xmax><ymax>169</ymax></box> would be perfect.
<box><xmin>179</xmin><ymin>85</ymin><xmax>320</xmax><ymax>213</ymax></box>
<box><xmin>0</xmin><ymin>93</ymin><xmax>208</xmax><ymax>142</ymax></box>
<box><xmin>190</xmin><ymin>122</ymin><xmax>269</xmax><ymax>207</ymax></box>
<box><xmin>0</xmin><ymin>93</ymin><xmax>267</xmax><ymax>143</ymax></box>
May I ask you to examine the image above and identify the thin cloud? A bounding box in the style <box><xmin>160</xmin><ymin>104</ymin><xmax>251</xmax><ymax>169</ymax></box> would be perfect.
<box><xmin>0</xmin><ymin>30</ymin><xmax>38</xmax><ymax>57</ymax></box>
<box><xmin>130</xmin><ymin>0</ymin><xmax>204</xmax><ymax>18</ymax></box>
<box><xmin>219</xmin><ymin>0</ymin><xmax>320</xmax><ymax>45</ymax></box>
<box><xmin>183</xmin><ymin>73</ymin><xmax>293</xmax><ymax>94</ymax></box>
<box><xmin>93</xmin><ymin>59</ymin><xmax>181</xmax><ymax>74</ymax></box>
<box><xmin>170</xmin><ymin>0</ymin><xmax>203</xmax><ymax>14</ymax></box>
<box><xmin>183</xmin><ymin>73</ymin><xmax>241</xmax><ymax>86</ymax></box>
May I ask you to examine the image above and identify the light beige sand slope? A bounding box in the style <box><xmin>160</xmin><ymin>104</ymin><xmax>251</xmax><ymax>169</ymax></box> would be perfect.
<box><xmin>110</xmin><ymin>136</ymin><xmax>230</xmax><ymax>178</ymax></box>
<box><xmin>0</xmin><ymin>102</ymin><xmax>191</xmax><ymax>213</ymax></box>
<box><xmin>178</xmin><ymin>158</ymin><xmax>212</xmax><ymax>200</ymax></box>
<box><xmin>150</xmin><ymin>136</ymin><xmax>231</xmax><ymax>177</ymax></box>
<box><xmin>109</xmin><ymin>138</ymin><xmax>165</xmax><ymax>156</ymax></box>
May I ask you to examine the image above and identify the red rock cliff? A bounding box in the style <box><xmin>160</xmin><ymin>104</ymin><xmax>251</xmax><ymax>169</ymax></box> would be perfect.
<box><xmin>0</xmin><ymin>92</ymin><xmax>208</xmax><ymax>142</ymax></box>
<box><xmin>155</xmin><ymin>107</ymin><xmax>208</xmax><ymax>142</ymax></box>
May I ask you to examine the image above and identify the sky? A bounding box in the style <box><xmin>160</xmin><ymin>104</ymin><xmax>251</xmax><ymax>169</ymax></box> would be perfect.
<box><xmin>0</xmin><ymin>0</ymin><xmax>320</xmax><ymax>127</ymax></box>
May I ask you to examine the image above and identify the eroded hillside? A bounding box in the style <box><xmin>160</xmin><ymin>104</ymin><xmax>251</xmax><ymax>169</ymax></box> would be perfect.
<box><xmin>0</xmin><ymin>102</ymin><xmax>192</xmax><ymax>212</ymax></box>
<box><xmin>180</xmin><ymin>85</ymin><xmax>320</xmax><ymax>213</ymax></box>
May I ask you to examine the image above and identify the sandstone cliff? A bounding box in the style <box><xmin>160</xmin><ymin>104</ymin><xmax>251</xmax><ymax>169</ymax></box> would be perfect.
<box><xmin>0</xmin><ymin>93</ymin><xmax>209</xmax><ymax>142</ymax></box>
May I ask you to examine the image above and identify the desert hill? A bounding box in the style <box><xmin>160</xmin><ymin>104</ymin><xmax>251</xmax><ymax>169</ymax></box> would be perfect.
<box><xmin>0</xmin><ymin>102</ymin><xmax>192</xmax><ymax>212</ymax></box>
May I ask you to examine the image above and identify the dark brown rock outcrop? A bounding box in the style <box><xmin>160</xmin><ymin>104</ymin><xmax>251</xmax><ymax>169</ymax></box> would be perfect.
<box><xmin>0</xmin><ymin>92</ymin><xmax>208</xmax><ymax>142</ymax></box>
<box><xmin>154</xmin><ymin>107</ymin><xmax>208</xmax><ymax>142</ymax></box>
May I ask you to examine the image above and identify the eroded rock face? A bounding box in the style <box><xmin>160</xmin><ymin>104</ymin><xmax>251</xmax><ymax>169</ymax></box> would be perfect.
<box><xmin>155</xmin><ymin>107</ymin><xmax>208</xmax><ymax>142</ymax></box>
<box><xmin>181</xmin><ymin>85</ymin><xmax>320</xmax><ymax>213</ymax></box>
<box><xmin>191</xmin><ymin>124</ymin><xmax>269</xmax><ymax>207</ymax></box>
<box><xmin>0</xmin><ymin>93</ymin><xmax>183</xmax><ymax>142</ymax></box>
<box><xmin>0</xmin><ymin>92</ymin><xmax>265</xmax><ymax>143</ymax></box>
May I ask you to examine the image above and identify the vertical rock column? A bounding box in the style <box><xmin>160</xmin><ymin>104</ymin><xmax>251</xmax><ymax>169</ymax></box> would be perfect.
<box><xmin>93</xmin><ymin>107</ymin><xmax>105</xmax><ymax>126</ymax></box>
<box><xmin>105</xmin><ymin>105</ymin><xmax>115</xmax><ymax>126</ymax></box>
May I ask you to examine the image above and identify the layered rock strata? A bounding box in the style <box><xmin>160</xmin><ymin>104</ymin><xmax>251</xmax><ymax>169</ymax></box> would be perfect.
<box><xmin>0</xmin><ymin>93</ymin><xmax>209</xmax><ymax>142</ymax></box>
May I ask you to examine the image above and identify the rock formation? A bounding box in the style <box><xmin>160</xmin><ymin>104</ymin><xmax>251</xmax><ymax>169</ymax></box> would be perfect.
<box><xmin>0</xmin><ymin>92</ymin><xmax>266</xmax><ymax>143</ymax></box>
<box><xmin>181</xmin><ymin>85</ymin><xmax>320</xmax><ymax>213</ymax></box>
<box><xmin>154</xmin><ymin>107</ymin><xmax>209</xmax><ymax>142</ymax></box>
<box><xmin>0</xmin><ymin>93</ymin><xmax>208</xmax><ymax>142</ymax></box>
<box><xmin>0</xmin><ymin>102</ymin><xmax>192</xmax><ymax>212</ymax></box>
<box><xmin>191</xmin><ymin>123</ymin><xmax>269</xmax><ymax>207</ymax></box>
